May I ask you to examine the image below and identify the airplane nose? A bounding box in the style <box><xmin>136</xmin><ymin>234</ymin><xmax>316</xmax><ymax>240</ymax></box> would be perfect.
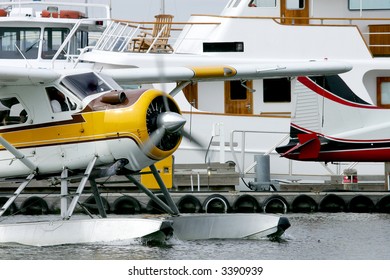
<box><xmin>157</xmin><ymin>112</ymin><xmax>186</xmax><ymax>133</ymax></box>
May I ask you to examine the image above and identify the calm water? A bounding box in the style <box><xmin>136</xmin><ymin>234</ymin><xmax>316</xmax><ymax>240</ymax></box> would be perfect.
<box><xmin>1</xmin><ymin>212</ymin><xmax>390</xmax><ymax>260</ymax></box>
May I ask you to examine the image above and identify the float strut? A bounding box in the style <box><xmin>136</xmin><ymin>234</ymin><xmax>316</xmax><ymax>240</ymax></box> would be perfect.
<box><xmin>149</xmin><ymin>164</ymin><xmax>179</xmax><ymax>215</ymax></box>
<box><xmin>89</xmin><ymin>179</ymin><xmax>107</xmax><ymax>218</ymax></box>
<box><xmin>125</xmin><ymin>174</ymin><xmax>177</xmax><ymax>215</ymax></box>
<box><xmin>60</xmin><ymin>168</ymin><xmax>68</xmax><ymax>218</ymax></box>
<box><xmin>65</xmin><ymin>156</ymin><xmax>97</xmax><ymax>219</ymax></box>
<box><xmin>0</xmin><ymin>173</ymin><xmax>35</xmax><ymax>217</ymax></box>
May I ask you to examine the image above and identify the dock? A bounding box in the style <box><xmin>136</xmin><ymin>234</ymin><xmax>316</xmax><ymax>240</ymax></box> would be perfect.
<box><xmin>0</xmin><ymin>162</ymin><xmax>389</xmax><ymax>216</ymax></box>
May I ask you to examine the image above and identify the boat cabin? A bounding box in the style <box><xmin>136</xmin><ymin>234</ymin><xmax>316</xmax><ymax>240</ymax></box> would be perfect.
<box><xmin>0</xmin><ymin>1</ymin><xmax>109</xmax><ymax>66</ymax></box>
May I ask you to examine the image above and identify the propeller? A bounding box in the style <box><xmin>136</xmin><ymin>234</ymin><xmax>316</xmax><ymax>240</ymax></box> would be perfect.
<box><xmin>142</xmin><ymin>92</ymin><xmax>203</xmax><ymax>156</ymax></box>
<box><xmin>143</xmin><ymin>108</ymin><xmax>186</xmax><ymax>154</ymax></box>
<box><xmin>141</xmin><ymin>18</ymin><xmax>203</xmax><ymax>156</ymax></box>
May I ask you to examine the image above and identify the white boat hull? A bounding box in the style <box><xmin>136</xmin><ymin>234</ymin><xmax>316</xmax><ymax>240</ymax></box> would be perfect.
<box><xmin>0</xmin><ymin>217</ymin><xmax>173</xmax><ymax>246</ymax></box>
<box><xmin>170</xmin><ymin>213</ymin><xmax>290</xmax><ymax>240</ymax></box>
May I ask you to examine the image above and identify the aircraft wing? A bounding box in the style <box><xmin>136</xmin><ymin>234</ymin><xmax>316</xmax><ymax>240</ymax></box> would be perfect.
<box><xmin>101</xmin><ymin>60</ymin><xmax>352</xmax><ymax>84</ymax></box>
<box><xmin>0</xmin><ymin>67</ymin><xmax>60</xmax><ymax>86</ymax></box>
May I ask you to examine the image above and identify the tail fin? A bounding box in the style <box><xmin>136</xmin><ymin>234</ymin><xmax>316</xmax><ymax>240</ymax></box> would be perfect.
<box><xmin>276</xmin><ymin>75</ymin><xmax>381</xmax><ymax>161</ymax></box>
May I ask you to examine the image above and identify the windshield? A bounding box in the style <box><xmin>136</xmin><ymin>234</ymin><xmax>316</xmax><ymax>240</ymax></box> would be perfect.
<box><xmin>61</xmin><ymin>72</ymin><xmax>112</xmax><ymax>99</ymax></box>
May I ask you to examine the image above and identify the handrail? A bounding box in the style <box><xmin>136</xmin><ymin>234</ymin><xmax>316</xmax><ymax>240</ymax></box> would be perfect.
<box><xmin>146</xmin><ymin>24</ymin><xmax>167</xmax><ymax>53</ymax></box>
<box><xmin>94</xmin><ymin>19</ymin><xmax>222</xmax><ymax>54</ymax></box>
<box><xmin>189</xmin><ymin>14</ymin><xmax>390</xmax><ymax>23</ymax></box>
<box><xmin>229</xmin><ymin>130</ymin><xmax>287</xmax><ymax>175</ymax></box>
<box><xmin>1</xmin><ymin>1</ymin><xmax>111</xmax><ymax>18</ymax></box>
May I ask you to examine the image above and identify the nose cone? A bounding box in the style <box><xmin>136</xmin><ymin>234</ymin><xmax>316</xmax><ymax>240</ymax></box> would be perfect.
<box><xmin>157</xmin><ymin>112</ymin><xmax>186</xmax><ymax>133</ymax></box>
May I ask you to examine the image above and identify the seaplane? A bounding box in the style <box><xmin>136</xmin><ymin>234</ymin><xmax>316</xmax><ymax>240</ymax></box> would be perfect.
<box><xmin>0</xmin><ymin>55</ymin><xmax>353</xmax><ymax>246</ymax></box>
<box><xmin>276</xmin><ymin>75</ymin><xmax>390</xmax><ymax>162</ymax></box>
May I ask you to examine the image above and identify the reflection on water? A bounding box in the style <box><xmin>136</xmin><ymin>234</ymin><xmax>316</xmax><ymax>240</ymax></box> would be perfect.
<box><xmin>1</xmin><ymin>213</ymin><xmax>390</xmax><ymax>260</ymax></box>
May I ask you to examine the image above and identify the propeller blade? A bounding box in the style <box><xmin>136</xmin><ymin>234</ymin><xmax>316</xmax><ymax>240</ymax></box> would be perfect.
<box><xmin>181</xmin><ymin>129</ymin><xmax>203</xmax><ymax>148</ymax></box>
<box><xmin>142</xmin><ymin>127</ymin><xmax>165</xmax><ymax>154</ymax></box>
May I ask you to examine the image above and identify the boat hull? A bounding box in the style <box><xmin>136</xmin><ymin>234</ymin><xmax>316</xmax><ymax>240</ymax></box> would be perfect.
<box><xmin>170</xmin><ymin>213</ymin><xmax>290</xmax><ymax>240</ymax></box>
<box><xmin>0</xmin><ymin>217</ymin><xmax>173</xmax><ymax>246</ymax></box>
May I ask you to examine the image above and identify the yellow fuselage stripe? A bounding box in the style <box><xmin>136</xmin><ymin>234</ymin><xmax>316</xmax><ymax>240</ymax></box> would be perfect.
<box><xmin>0</xmin><ymin>89</ymin><xmax>180</xmax><ymax>160</ymax></box>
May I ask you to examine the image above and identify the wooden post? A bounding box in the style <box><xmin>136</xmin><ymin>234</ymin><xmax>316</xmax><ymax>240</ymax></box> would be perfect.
<box><xmin>385</xmin><ymin>162</ymin><xmax>390</xmax><ymax>191</ymax></box>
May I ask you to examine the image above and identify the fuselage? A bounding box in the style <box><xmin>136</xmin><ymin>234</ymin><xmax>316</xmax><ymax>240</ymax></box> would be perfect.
<box><xmin>0</xmin><ymin>69</ymin><xmax>182</xmax><ymax>178</ymax></box>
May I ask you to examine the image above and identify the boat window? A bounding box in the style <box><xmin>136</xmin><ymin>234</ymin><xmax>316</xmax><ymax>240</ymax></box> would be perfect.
<box><xmin>76</xmin><ymin>30</ymin><xmax>89</xmax><ymax>50</ymax></box>
<box><xmin>263</xmin><ymin>78</ymin><xmax>291</xmax><ymax>103</ymax></box>
<box><xmin>349</xmin><ymin>0</ymin><xmax>390</xmax><ymax>10</ymax></box>
<box><xmin>0</xmin><ymin>28</ymin><xmax>40</xmax><ymax>59</ymax></box>
<box><xmin>286</xmin><ymin>0</ymin><xmax>305</xmax><ymax>10</ymax></box>
<box><xmin>230</xmin><ymin>81</ymin><xmax>248</xmax><ymax>100</ymax></box>
<box><xmin>42</xmin><ymin>28</ymin><xmax>70</xmax><ymax>59</ymax></box>
<box><xmin>0</xmin><ymin>97</ymin><xmax>28</xmax><ymax>125</ymax></box>
<box><xmin>377</xmin><ymin>77</ymin><xmax>390</xmax><ymax>108</ymax></box>
<box><xmin>46</xmin><ymin>87</ymin><xmax>77</xmax><ymax>113</ymax></box>
<box><xmin>61</xmin><ymin>72</ymin><xmax>112</xmax><ymax>100</ymax></box>
<box><xmin>249</xmin><ymin>0</ymin><xmax>276</xmax><ymax>7</ymax></box>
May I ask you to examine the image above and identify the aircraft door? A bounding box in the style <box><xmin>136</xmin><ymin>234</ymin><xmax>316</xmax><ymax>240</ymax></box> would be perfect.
<box><xmin>224</xmin><ymin>80</ymin><xmax>253</xmax><ymax>115</ymax></box>
<box><xmin>280</xmin><ymin>0</ymin><xmax>309</xmax><ymax>25</ymax></box>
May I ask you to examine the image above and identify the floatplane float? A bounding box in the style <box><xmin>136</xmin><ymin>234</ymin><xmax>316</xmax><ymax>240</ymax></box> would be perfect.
<box><xmin>77</xmin><ymin>0</ymin><xmax>390</xmax><ymax>187</ymax></box>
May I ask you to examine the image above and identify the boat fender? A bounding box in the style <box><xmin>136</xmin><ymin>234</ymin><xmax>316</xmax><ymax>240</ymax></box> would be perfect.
<box><xmin>262</xmin><ymin>195</ymin><xmax>288</xmax><ymax>214</ymax></box>
<box><xmin>177</xmin><ymin>195</ymin><xmax>202</xmax><ymax>213</ymax></box>
<box><xmin>232</xmin><ymin>194</ymin><xmax>259</xmax><ymax>213</ymax></box>
<box><xmin>20</xmin><ymin>196</ymin><xmax>49</xmax><ymax>215</ymax></box>
<box><xmin>113</xmin><ymin>195</ymin><xmax>141</xmax><ymax>214</ymax></box>
<box><xmin>203</xmin><ymin>194</ymin><xmax>230</xmax><ymax>213</ymax></box>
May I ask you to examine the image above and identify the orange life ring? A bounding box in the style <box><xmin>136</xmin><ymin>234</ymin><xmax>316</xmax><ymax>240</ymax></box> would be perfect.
<box><xmin>0</xmin><ymin>9</ymin><xmax>7</xmax><ymax>17</ymax></box>
<box><xmin>60</xmin><ymin>10</ymin><xmax>85</xmax><ymax>19</ymax></box>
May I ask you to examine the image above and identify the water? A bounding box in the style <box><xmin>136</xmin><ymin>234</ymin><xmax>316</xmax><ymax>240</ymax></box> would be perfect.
<box><xmin>1</xmin><ymin>212</ymin><xmax>390</xmax><ymax>260</ymax></box>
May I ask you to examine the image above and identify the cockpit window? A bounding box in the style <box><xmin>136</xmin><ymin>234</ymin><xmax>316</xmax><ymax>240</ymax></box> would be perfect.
<box><xmin>0</xmin><ymin>97</ymin><xmax>28</xmax><ymax>126</ymax></box>
<box><xmin>61</xmin><ymin>72</ymin><xmax>112</xmax><ymax>99</ymax></box>
<box><xmin>46</xmin><ymin>86</ymin><xmax>77</xmax><ymax>113</ymax></box>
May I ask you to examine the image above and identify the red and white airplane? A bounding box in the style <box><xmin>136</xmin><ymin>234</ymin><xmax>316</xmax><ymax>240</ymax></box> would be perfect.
<box><xmin>276</xmin><ymin>75</ymin><xmax>390</xmax><ymax>162</ymax></box>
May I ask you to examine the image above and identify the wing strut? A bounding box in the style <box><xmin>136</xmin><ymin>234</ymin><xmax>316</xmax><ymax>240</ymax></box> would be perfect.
<box><xmin>0</xmin><ymin>173</ymin><xmax>35</xmax><ymax>217</ymax></box>
<box><xmin>0</xmin><ymin>136</ymin><xmax>37</xmax><ymax>172</ymax></box>
<box><xmin>169</xmin><ymin>81</ymin><xmax>191</xmax><ymax>97</ymax></box>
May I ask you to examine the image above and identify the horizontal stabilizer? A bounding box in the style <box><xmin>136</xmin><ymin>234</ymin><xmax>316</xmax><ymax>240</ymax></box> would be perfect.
<box><xmin>280</xmin><ymin>133</ymin><xmax>320</xmax><ymax>160</ymax></box>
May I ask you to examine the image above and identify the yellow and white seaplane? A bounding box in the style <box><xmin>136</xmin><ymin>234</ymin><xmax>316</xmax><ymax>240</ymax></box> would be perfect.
<box><xmin>0</xmin><ymin>59</ymin><xmax>351</xmax><ymax>246</ymax></box>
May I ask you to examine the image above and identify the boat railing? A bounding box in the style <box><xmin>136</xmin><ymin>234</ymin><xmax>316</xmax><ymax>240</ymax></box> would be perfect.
<box><xmin>228</xmin><ymin>129</ymin><xmax>344</xmax><ymax>182</ymax></box>
<box><xmin>228</xmin><ymin>129</ymin><xmax>386</xmax><ymax>184</ymax></box>
<box><xmin>94</xmin><ymin>18</ymin><xmax>221</xmax><ymax>54</ymax></box>
<box><xmin>93</xmin><ymin>13</ymin><xmax>390</xmax><ymax>56</ymax></box>
<box><xmin>94</xmin><ymin>20</ymin><xmax>142</xmax><ymax>53</ymax></box>
<box><xmin>0</xmin><ymin>1</ymin><xmax>111</xmax><ymax>18</ymax></box>
<box><xmin>274</xmin><ymin>16</ymin><xmax>390</xmax><ymax>57</ymax></box>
